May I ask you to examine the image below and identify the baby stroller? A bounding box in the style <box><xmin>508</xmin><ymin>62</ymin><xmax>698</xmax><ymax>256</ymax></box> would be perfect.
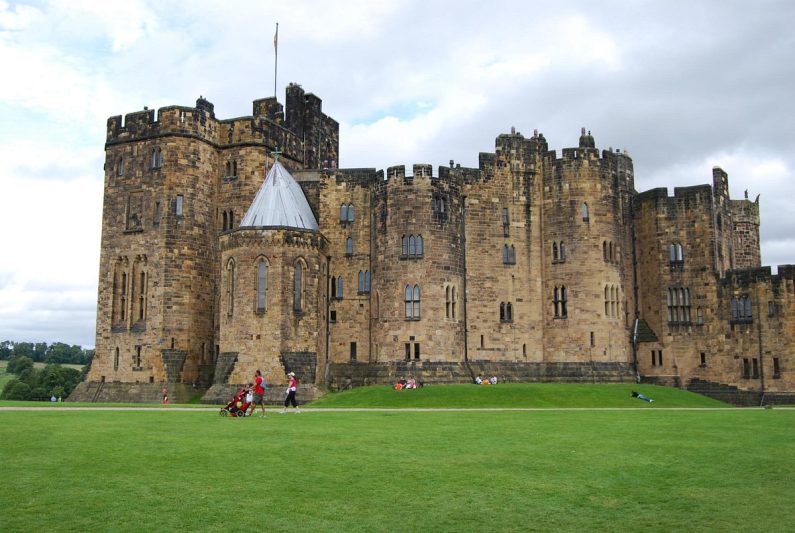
<box><xmin>219</xmin><ymin>387</ymin><xmax>252</xmax><ymax>417</ymax></box>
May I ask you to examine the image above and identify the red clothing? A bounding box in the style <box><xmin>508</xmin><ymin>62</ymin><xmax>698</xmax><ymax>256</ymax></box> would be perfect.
<box><xmin>254</xmin><ymin>376</ymin><xmax>265</xmax><ymax>395</ymax></box>
<box><xmin>288</xmin><ymin>376</ymin><xmax>297</xmax><ymax>391</ymax></box>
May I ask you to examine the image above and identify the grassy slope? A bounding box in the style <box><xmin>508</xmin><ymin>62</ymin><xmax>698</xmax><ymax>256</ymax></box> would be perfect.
<box><xmin>308</xmin><ymin>383</ymin><xmax>727</xmax><ymax>408</ymax></box>
<box><xmin>0</xmin><ymin>408</ymin><xmax>793</xmax><ymax>532</ymax></box>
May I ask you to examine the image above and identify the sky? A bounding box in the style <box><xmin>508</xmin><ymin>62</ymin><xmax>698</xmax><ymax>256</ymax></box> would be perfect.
<box><xmin>0</xmin><ymin>0</ymin><xmax>793</xmax><ymax>348</ymax></box>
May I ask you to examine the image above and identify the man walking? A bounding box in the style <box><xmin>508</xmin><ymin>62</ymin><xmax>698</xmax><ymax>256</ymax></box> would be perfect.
<box><xmin>249</xmin><ymin>369</ymin><xmax>267</xmax><ymax>417</ymax></box>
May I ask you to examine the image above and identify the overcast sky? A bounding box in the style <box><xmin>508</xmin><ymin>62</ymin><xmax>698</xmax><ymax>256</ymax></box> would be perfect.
<box><xmin>1</xmin><ymin>0</ymin><xmax>793</xmax><ymax>348</ymax></box>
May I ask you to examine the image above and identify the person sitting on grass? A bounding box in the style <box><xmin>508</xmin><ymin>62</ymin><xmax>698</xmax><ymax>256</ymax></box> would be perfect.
<box><xmin>631</xmin><ymin>390</ymin><xmax>654</xmax><ymax>403</ymax></box>
<box><xmin>488</xmin><ymin>376</ymin><xmax>498</xmax><ymax>385</ymax></box>
<box><xmin>475</xmin><ymin>375</ymin><xmax>483</xmax><ymax>385</ymax></box>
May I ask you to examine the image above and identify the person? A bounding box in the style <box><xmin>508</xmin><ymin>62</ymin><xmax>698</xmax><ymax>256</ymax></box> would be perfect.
<box><xmin>489</xmin><ymin>376</ymin><xmax>498</xmax><ymax>385</ymax></box>
<box><xmin>161</xmin><ymin>387</ymin><xmax>169</xmax><ymax>405</ymax></box>
<box><xmin>406</xmin><ymin>376</ymin><xmax>416</xmax><ymax>389</ymax></box>
<box><xmin>281</xmin><ymin>371</ymin><xmax>300</xmax><ymax>413</ymax></box>
<box><xmin>248</xmin><ymin>370</ymin><xmax>267</xmax><ymax>417</ymax></box>
<box><xmin>631</xmin><ymin>390</ymin><xmax>653</xmax><ymax>403</ymax></box>
<box><xmin>475</xmin><ymin>375</ymin><xmax>483</xmax><ymax>385</ymax></box>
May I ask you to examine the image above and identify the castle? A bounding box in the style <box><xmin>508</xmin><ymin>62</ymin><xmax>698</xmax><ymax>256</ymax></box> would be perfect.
<box><xmin>71</xmin><ymin>83</ymin><xmax>795</xmax><ymax>405</ymax></box>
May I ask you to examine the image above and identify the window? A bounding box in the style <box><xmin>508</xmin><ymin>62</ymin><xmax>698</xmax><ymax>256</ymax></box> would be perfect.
<box><xmin>346</xmin><ymin>237</ymin><xmax>353</xmax><ymax>256</ymax></box>
<box><xmin>768</xmin><ymin>301</ymin><xmax>776</xmax><ymax>317</ymax></box>
<box><xmin>667</xmin><ymin>287</ymin><xmax>691</xmax><ymax>324</ymax></box>
<box><xmin>502</xmin><ymin>244</ymin><xmax>516</xmax><ymax>265</ymax></box>
<box><xmin>669</xmin><ymin>242</ymin><xmax>684</xmax><ymax>265</ymax></box>
<box><xmin>336</xmin><ymin>276</ymin><xmax>344</xmax><ymax>299</ymax></box>
<box><xmin>433</xmin><ymin>195</ymin><xmax>448</xmax><ymax>221</ymax></box>
<box><xmin>226</xmin><ymin>259</ymin><xmax>235</xmax><ymax>316</ymax></box>
<box><xmin>358</xmin><ymin>271</ymin><xmax>370</xmax><ymax>294</ymax></box>
<box><xmin>256</xmin><ymin>259</ymin><xmax>268</xmax><ymax>312</ymax></box>
<box><xmin>446</xmin><ymin>286</ymin><xmax>451</xmax><ymax>319</ymax></box>
<box><xmin>773</xmin><ymin>357</ymin><xmax>781</xmax><ymax>378</ymax></box>
<box><xmin>294</xmin><ymin>261</ymin><xmax>304</xmax><ymax>312</ymax></box>
<box><xmin>116</xmin><ymin>157</ymin><xmax>124</xmax><ymax>177</ymax></box>
<box><xmin>554</xmin><ymin>286</ymin><xmax>567</xmax><ymax>318</ymax></box>
<box><xmin>742</xmin><ymin>358</ymin><xmax>751</xmax><ymax>378</ymax></box>
<box><xmin>134</xmin><ymin>345</ymin><xmax>142</xmax><ymax>369</ymax></box>
<box><xmin>340</xmin><ymin>203</ymin><xmax>355</xmax><ymax>223</ymax></box>
<box><xmin>502</xmin><ymin>302</ymin><xmax>512</xmax><ymax>322</ymax></box>
<box><xmin>330</xmin><ymin>310</ymin><xmax>337</xmax><ymax>322</ymax></box>
<box><xmin>120</xmin><ymin>272</ymin><xmax>127</xmax><ymax>321</ymax></box>
<box><xmin>175</xmin><ymin>195</ymin><xmax>183</xmax><ymax>216</ymax></box>
<box><xmin>590</xmin><ymin>332</ymin><xmax>595</xmax><ymax>347</ymax></box>
<box><xmin>696</xmin><ymin>306</ymin><xmax>704</xmax><ymax>324</ymax></box>
<box><xmin>700</xmin><ymin>352</ymin><xmax>706</xmax><ymax>367</ymax></box>
<box><xmin>151</xmin><ymin>147</ymin><xmax>163</xmax><ymax>169</ymax></box>
<box><xmin>405</xmin><ymin>284</ymin><xmax>420</xmax><ymax>320</ymax></box>
<box><xmin>350</xmin><ymin>342</ymin><xmax>357</xmax><ymax>362</ymax></box>
<box><xmin>581</xmin><ymin>202</ymin><xmax>589</xmax><ymax>222</ymax></box>
<box><xmin>402</xmin><ymin>234</ymin><xmax>423</xmax><ymax>258</ymax></box>
<box><xmin>752</xmin><ymin>358</ymin><xmax>759</xmax><ymax>379</ymax></box>
<box><xmin>553</xmin><ymin>242</ymin><xmax>558</xmax><ymax>262</ymax></box>
<box><xmin>154</xmin><ymin>201</ymin><xmax>161</xmax><ymax>225</ymax></box>
<box><xmin>451</xmin><ymin>286</ymin><xmax>457</xmax><ymax>319</ymax></box>
<box><xmin>730</xmin><ymin>295</ymin><xmax>753</xmax><ymax>323</ymax></box>
<box><xmin>223</xmin><ymin>212</ymin><xmax>228</xmax><ymax>231</ymax></box>
<box><xmin>502</xmin><ymin>208</ymin><xmax>510</xmax><ymax>226</ymax></box>
<box><xmin>137</xmin><ymin>271</ymin><xmax>146</xmax><ymax>321</ymax></box>
<box><xmin>559</xmin><ymin>242</ymin><xmax>566</xmax><ymax>261</ymax></box>
<box><xmin>114</xmin><ymin>348</ymin><xmax>119</xmax><ymax>371</ymax></box>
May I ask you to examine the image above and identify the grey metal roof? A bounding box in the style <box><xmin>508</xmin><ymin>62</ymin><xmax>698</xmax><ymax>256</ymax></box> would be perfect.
<box><xmin>240</xmin><ymin>160</ymin><xmax>319</xmax><ymax>230</ymax></box>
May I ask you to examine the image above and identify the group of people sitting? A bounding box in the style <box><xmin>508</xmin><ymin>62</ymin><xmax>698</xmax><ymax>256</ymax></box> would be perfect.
<box><xmin>394</xmin><ymin>376</ymin><xmax>421</xmax><ymax>390</ymax></box>
<box><xmin>474</xmin><ymin>375</ymin><xmax>498</xmax><ymax>385</ymax></box>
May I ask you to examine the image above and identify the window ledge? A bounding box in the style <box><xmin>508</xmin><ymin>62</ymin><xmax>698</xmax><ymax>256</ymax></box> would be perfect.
<box><xmin>124</xmin><ymin>228</ymin><xmax>144</xmax><ymax>234</ymax></box>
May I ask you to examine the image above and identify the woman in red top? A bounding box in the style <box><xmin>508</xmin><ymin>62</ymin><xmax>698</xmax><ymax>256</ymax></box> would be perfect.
<box><xmin>281</xmin><ymin>372</ymin><xmax>300</xmax><ymax>413</ymax></box>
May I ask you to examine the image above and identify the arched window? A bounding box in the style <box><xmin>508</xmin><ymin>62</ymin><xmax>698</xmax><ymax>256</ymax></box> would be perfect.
<box><xmin>222</xmin><ymin>211</ymin><xmax>228</xmax><ymax>231</ymax></box>
<box><xmin>676</xmin><ymin>243</ymin><xmax>684</xmax><ymax>262</ymax></box>
<box><xmin>358</xmin><ymin>271</ymin><xmax>364</xmax><ymax>293</ymax></box>
<box><xmin>294</xmin><ymin>261</ymin><xmax>304</xmax><ymax>312</ymax></box>
<box><xmin>510</xmin><ymin>245</ymin><xmax>516</xmax><ymax>264</ymax></box>
<box><xmin>340</xmin><ymin>204</ymin><xmax>348</xmax><ymax>222</ymax></box>
<box><xmin>669</xmin><ymin>243</ymin><xmax>677</xmax><ymax>262</ymax></box>
<box><xmin>138</xmin><ymin>271</ymin><xmax>146</xmax><ymax>321</ymax></box>
<box><xmin>347</xmin><ymin>204</ymin><xmax>355</xmax><ymax>222</ymax></box>
<box><xmin>120</xmin><ymin>272</ymin><xmax>127</xmax><ymax>321</ymax></box>
<box><xmin>114</xmin><ymin>348</ymin><xmax>119</xmax><ymax>371</ymax></box>
<box><xmin>553</xmin><ymin>286</ymin><xmax>567</xmax><ymax>317</ymax></box>
<box><xmin>451</xmin><ymin>286</ymin><xmax>457</xmax><ymax>319</ymax></box>
<box><xmin>226</xmin><ymin>259</ymin><xmax>235</xmax><ymax>316</ymax></box>
<box><xmin>402</xmin><ymin>235</ymin><xmax>408</xmax><ymax>256</ymax></box>
<box><xmin>500</xmin><ymin>302</ymin><xmax>506</xmax><ymax>321</ymax></box>
<box><xmin>409</xmin><ymin>235</ymin><xmax>416</xmax><ymax>256</ymax></box>
<box><xmin>605</xmin><ymin>286</ymin><xmax>610</xmax><ymax>316</ymax></box>
<box><xmin>581</xmin><ymin>202</ymin><xmax>589</xmax><ymax>222</ymax></box>
<box><xmin>560</xmin><ymin>242</ymin><xmax>566</xmax><ymax>261</ymax></box>
<box><xmin>413</xmin><ymin>285</ymin><xmax>421</xmax><ymax>319</ymax></box>
<box><xmin>229</xmin><ymin>210</ymin><xmax>234</xmax><ymax>229</ymax></box>
<box><xmin>151</xmin><ymin>147</ymin><xmax>163</xmax><ymax>169</ymax></box>
<box><xmin>553</xmin><ymin>242</ymin><xmax>559</xmax><ymax>261</ymax></box>
<box><xmin>417</xmin><ymin>235</ymin><xmax>423</xmax><ymax>257</ymax></box>
<box><xmin>346</xmin><ymin>237</ymin><xmax>353</xmax><ymax>256</ymax></box>
<box><xmin>446</xmin><ymin>286</ymin><xmax>452</xmax><ymax>319</ymax></box>
<box><xmin>405</xmin><ymin>285</ymin><xmax>412</xmax><ymax>319</ymax></box>
<box><xmin>405</xmin><ymin>284</ymin><xmax>420</xmax><ymax>319</ymax></box>
<box><xmin>507</xmin><ymin>302</ymin><xmax>513</xmax><ymax>322</ymax></box>
<box><xmin>603</xmin><ymin>241</ymin><xmax>608</xmax><ymax>261</ymax></box>
<box><xmin>609</xmin><ymin>242</ymin><xmax>614</xmax><ymax>262</ymax></box>
<box><xmin>336</xmin><ymin>276</ymin><xmax>344</xmax><ymax>299</ymax></box>
<box><xmin>503</xmin><ymin>244</ymin><xmax>510</xmax><ymax>264</ymax></box>
<box><xmin>256</xmin><ymin>258</ymin><xmax>268</xmax><ymax>312</ymax></box>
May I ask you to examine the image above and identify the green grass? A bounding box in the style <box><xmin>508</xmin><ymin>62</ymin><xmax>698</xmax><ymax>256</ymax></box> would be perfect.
<box><xmin>1</xmin><ymin>404</ymin><xmax>793</xmax><ymax>531</ymax></box>
<box><xmin>309</xmin><ymin>383</ymin><xmax>727</xmax><ymax>409</ymax></box>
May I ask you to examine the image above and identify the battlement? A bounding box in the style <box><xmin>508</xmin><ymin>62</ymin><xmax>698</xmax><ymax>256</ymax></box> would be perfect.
<box><xmin>106</xmin><ymin>84</ymin><xmax>339</xmax><ymax>169</ymax></box>
<box><xmin>636</xmin><ymin>184</ymin><xmax>713</xmax><ymax>207</ymax></box>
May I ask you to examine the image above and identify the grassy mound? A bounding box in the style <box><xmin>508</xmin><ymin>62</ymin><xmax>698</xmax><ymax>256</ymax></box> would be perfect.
<box><xmin>308</xmin><ymin>383</ymin><xmax>727</xmax><ymax>408</ymax></box>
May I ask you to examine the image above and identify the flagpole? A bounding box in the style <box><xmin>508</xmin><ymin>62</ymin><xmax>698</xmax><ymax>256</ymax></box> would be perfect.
<box><xmin>273</xmin><ymin>22</ymin><xmax>279</xmax><ymax>98</ymax></box>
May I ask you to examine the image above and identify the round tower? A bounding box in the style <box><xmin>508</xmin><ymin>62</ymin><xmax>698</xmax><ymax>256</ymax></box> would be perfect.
<box><xmin>540</xmin><ymin>129</ymin><xmax>634</xmax><ymax>364</ymax></box>
<box><xmin>371</xmin><ymin>164</ymin><xmax>465</xmax><ymax>363</ymax></box>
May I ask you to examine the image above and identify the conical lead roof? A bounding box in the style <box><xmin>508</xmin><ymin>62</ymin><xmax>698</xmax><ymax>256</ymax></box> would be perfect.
<box><xmin>240</xmin><ymin>160</ymin><xmax>319</xmax><ymax>230</ymax></box>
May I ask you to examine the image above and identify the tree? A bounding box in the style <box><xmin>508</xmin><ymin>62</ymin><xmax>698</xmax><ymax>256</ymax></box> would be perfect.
<box><xmin>0</xmin><ymin>340</ymin><xmax>11</xmax><ymax>360</ymax></box>
<box><xmin>12</xmin><ymin>342</ymin><xmax>33</xmax><ymax>359</ymax></box>
<box><xmin>7</xmin><ymin>355</ymin><xmax>34</xmax><ymax>375</ymax></box>
<box><xmin>3</xmin><ymin>381</ymin><xmax>31</xmax><ymax>400</ymax></box>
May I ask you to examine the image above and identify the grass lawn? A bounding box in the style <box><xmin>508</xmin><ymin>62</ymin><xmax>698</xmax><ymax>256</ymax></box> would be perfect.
<box><xmin>1</xmin><ymin>395</ymin><xmax>793</xmax><ymax>531</ymax></box>
<box><xmin>308</xmin><ymin>383</ymin><xmax>726</xmax><ymax>409</ymax></box>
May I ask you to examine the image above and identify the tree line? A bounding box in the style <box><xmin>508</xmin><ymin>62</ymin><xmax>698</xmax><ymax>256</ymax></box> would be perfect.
<box><xmin>1</xmin><ymin>341</ymin><xmax>94</xmax><ymax>401</ymax></box>
<box><xmin>0</xmin><ymin>340</ymin><xmax>94</xmax><ymax>365</ymax></box>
